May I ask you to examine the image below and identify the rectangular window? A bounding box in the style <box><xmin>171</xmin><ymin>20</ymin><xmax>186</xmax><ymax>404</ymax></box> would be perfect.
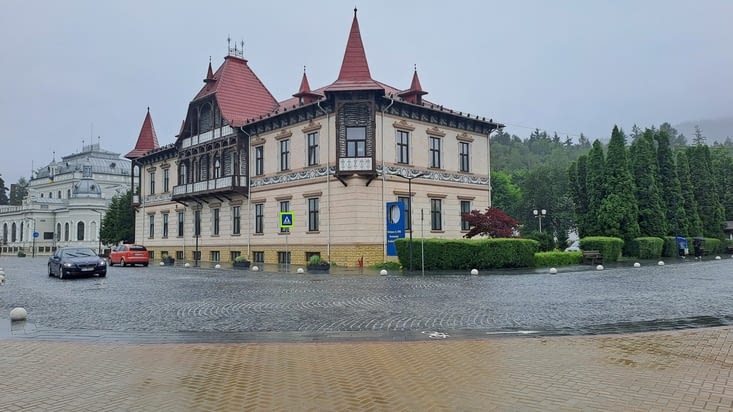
<box><xmin>308</xmin><ymin>197</ymin><xmax>319</xmax><ymax>232</ymax></box>
<box><xmin>346</xmin><ymin>127</ymin><xmax>366</xmax><ymax>157</ymax></box>
<box><xmin>398</xmin><ymin>196</ymin><xmax>411</xmax><ymax>231</ymax></box>
<box><xmin>255</xmin><ymin>203</ymin><xmax>264</xmax><ymax>234</ymax></box>
<box><xmin>210</xmin><ymin>251</ymin><xmax>220</xmax><ymax>262</ymax></box>
<box><xmin>177</xmin><ymin>211</ymin><xmax>184</xmax><ymax>237</ymax></box>
<box><xmin>149</xmin><ymin>172</ymin><xmax>156</xmax><ymax>194</ymax></box>
<box><xmin>175</xmin><ymin>250</ymin><xmax>184</xmax><ymax>260</ymax></box>
<box><xmin>212</xmin><ymin>208</ymin><xmax>220</xmax><ymax>236</ymax></box>
<box><xmin>230</xmin><ymin>251</ymin><xmax>241</xmax><ymax>261</ymax></box>
<box><xmin>148</xmin><ymin>215</ymin><xmax>155</xmax><ymax>239</ymax></box>
<box><xmin>307</xmin><ymin>132</ymin><xmax>319</xmax><ymax>166</ymax></box>
<box><xmin>162</xmin><ymin>213</ymin><xmax>169</xmax><ymax>238</ymax></box>
<box><xmin>459</xmin><ymin>142</ymin><xmax>470</xmax><ymax>172</ymax></box>
<box><xmin>163</xmin><ymin>169</ymin><xmax>170</xmax><ymax>192</ymax></box>
<box><xmin>429</xmin><ymin>136</ymin><xmax>441</xmax><ymax>168</ymax></box>
<box><xmin>431</xmin><ymin>198</ymin><xmax>442</xmax><ymax>231</ymax></box>
<box><xmin>280</xmin><ymin>139</ymin><xmax>290</xmax><ymax>171</ymax></box>
<box><xmin>232</xmin><ymin>206</ymin><xmax>241</xmax><ymax>235</ymax></box>
<box><xmin>280</xmin><ymin>201</ymin><xmax>290</xmax><ymax>233</ymax></box>
<box><xmin>253</xmin><ymin>251</ymin><xmax>264</xmax><ymax>263</ymax></box>
<box><xmin>461</xmin><ymin>200</ymin><xmax>471</xmax><ymax>231</ymax></box>
<box><xmin>194</xmin><ymin>210</ymin><xmax>201</xmax><ymax>237</ymax></box>
<box><xmin>396</xmin><ymin>130</ymin><xmax>410</xmax><ymax>164</ymax></box>
<box><xmin>277</xmin><ymin>251</ymin><xmax>291</xmax><ymax>264</ymax></box>
<box><xmin>255</xmin><ymin>146</ymin><xmax>264</xmax><ymax>176</ymax></box>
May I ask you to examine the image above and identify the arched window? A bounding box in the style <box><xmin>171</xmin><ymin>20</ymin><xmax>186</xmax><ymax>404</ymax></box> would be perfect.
<box><xmin>91</xmin><ymin>221</ymin><xmax>97</xmax><ymax>241</ymax></box>
<box><xmin>56</xmin><ymin>223</ymin><xmax>62</xmax><ymax>241</ymax></box>
<box><xmin>77</xmin><ymin>222</ymin><xmax>85</xmax><ymax>241</ymax></box>
<box><xmin>11</xmin><ymin>222</ymin><xmax>17</xmax><ymax>242</ymax></box>
<box><xmin>64</xmin><ymin>223</ymin><xmax>70</xmax><ymax>241</ymax></box>
<box><xmin>20</xmin><ymin>222</ymin><xmax>24</xmax><ymax>242</ymax></box>
<box><xmin>2</xmin><ymin>223</ymin><xmax>7</xmax><ymax>244</ymax></box>
<box><xmin>214</xmin><ymin>157</ymin><xmax>221</xmax><ymax>178</ymax></box>
<box><xmin>67</xmin><ymin>189</ymin><xmax>71</xmax><ymax>199</ymax></box>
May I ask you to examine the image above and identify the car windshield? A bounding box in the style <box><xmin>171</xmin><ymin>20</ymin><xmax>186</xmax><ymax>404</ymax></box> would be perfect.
<box><xmin>130</xmin><ymin>246</ymin><xmax>147</xmax><ymax>251</ymax></box>
<box><xmin>62</xmin><ymin>249</ymin><xmax>97</xmax><ymax>258</ymax></box>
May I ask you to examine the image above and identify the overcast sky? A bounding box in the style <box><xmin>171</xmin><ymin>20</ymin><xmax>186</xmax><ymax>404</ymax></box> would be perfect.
<box><xmin>1</xmin><ymin>0</ymin><xmax>732</xmax><ymax>186</ymax></box>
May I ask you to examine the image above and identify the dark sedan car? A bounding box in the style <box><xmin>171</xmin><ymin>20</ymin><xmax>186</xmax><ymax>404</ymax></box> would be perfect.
<box><xmin>48</xmin><ymin>247</ymin><xmax>107</xmax><ymax>279</ymax></box>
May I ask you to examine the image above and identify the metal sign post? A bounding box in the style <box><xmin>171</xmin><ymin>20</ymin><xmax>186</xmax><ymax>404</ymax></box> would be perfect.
<box><xmin>278</xmin><ymin>211</ymin><xmax>294</xmax><ymax>272</ymax></box>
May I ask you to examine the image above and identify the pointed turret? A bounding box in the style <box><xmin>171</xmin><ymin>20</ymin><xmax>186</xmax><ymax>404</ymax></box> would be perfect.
<box><xmin>125</xmin><ymin>108</ymin><xmax>160</xmax><ymax>160</ymax></box>
<box><xmin>325</xmin><ymin>8</ymin><xmax>383</xmax><ymax>92</ymax></box>
<box><xmin>292</xmin><ymin>67</ymin><xmax>322</xmax><ymax>105</ymax></box>
<box><xmin>204</xmin><ymin>59</ymin><xmax>215</xmax><ymax>83</ymax></box>
<box><xmin>398</xmin><ymin>66</ymin><xmax>428</xmax><ymax>105</ymax></box>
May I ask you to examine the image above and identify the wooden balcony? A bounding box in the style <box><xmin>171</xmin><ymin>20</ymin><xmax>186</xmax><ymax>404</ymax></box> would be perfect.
<box><xmin>172</xmin><ymin>175</ymin><xmax>247</xmax><ymax>201</ymax></box>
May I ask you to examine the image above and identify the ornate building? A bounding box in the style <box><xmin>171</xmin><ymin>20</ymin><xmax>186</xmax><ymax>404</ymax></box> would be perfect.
<box><xmin>0</xmin><ymin>144</ymin><xmax>130</xmax><ymax>255</ymax></box>
<box><xmin>128</xmin><ymin>10</ymin><xmax>503</xmax><ymax>268</ymax></box>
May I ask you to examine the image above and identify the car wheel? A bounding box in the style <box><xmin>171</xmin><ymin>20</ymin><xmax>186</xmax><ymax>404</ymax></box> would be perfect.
<box><xmin>120</xmin><ymin>258</ymin><xmax>126</xmax><ymax>267</ymax></box>
<box><xmin>58</xmin><ymin>270</ymin><xmax>64</xmax><ymax>280</ymax></box>
<box><xmin>48</xmin><ymin>264</ymin><xmax>54</xmax><ymax>277</ymax></box>
<box><xmin>98</xmin><ymin>272</ymin><xmax>106</xmax><ymax>278</ymax></box>
<box><xmin>143</xmin><ymin>262</ymin><xmax>148</xmax><ymax>267</ymax></box>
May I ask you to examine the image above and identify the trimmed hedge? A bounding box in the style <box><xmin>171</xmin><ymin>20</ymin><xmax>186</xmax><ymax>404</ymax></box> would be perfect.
<box><xmin>628</xmin><ymin>237</ymin><xmax>664</xmax><ymax>259</ymax></box>
<box><xmin>703</xmin><ymin>237</ymin><xmax>721</xmax><ymax>254</ymax></box>
<box><xmin>579</xmin><ymin>236</ymin><xmax>624</xmax><ymax>262</ymax></box>
<box><xmin>661</xmin><ymin>236</ymin><xmax>680</xmax><ymax>257</ymax></box>
<box><xmin>394</xmin><ymin>238</ymin><xmax>538</xmax><ymax>270</ymax></box>
<box><xmin>534</xmin><ymin>251</ymin><xmax>583</xmax><ymax>267</ymax></box>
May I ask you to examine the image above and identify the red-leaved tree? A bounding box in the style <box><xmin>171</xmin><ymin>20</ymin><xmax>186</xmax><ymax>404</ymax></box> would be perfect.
<box><xmin>462</xmin><ymin>207</ymin><xmax>521</xmax><ymax>238</ymax></box>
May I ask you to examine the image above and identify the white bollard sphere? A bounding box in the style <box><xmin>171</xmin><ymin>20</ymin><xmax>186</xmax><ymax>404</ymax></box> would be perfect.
<box><xmin>470</xmin><ymin>269</ymin><xmax>479</xmax><ymax>275</ymax></box>
<box><xmin>380</xmin><ymin>269</ymin><xmax>388</xmax><ymax>276</ymax></box>
<box><xmin>0</xmin><ymin>274</ymin><xmax>5</xmax><ymax>281</ymax></box>
<box><xmin>657</xmin><ymin>261</ymin><xmax>665</xmax><ymax>266</ymax></box>
<box><xmin>159</xmin><ymin>261</ymin><xmax>165</xmax><ymax>266</ymax></box>
<box><xmin>715</xmin><ymin>256</ymin><xmax>721</xmax><ymax>260</ymax></box>
<box><xmin>596</xmin><ymin>264</ymin><xmax>604</xmax><ymax>271</ymax></box>
<box><xmin>10</xmin><ymin>307</ymin><xmax>27</xmax><ymax>321</ymax></box>
<box><xmin>252</xmin><ymin>266</ymin><xmax>259</xmax><ymax>272</ymax></box>
<box><xmin>297</xmin><ymin>268</ymin><xmax>304</xmax><ymax>274</ymax></box>
<box><xmin>633</xmin><ymin>262</ymin><xmax>641</xmax><ymax>268</ymax></box>
<box><xmin>184</xmin><ymin>262</ymin><xmax>191</xmax><ymax>268</ymax></box>
<box><xmin>549</xmin><ymin>268</ymin><xmax>557</xmax><ymax>274</ymax></box>
<box><xmin>215</xmin><ymin>264</ymin><xmax>221</xmax><ymax>269</ymax></box>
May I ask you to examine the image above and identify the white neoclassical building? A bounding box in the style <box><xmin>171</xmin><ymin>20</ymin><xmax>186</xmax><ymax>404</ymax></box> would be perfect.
<box><xmin>0</xmin><ymin>144</ymin><xmax>130</xmax><ymax>256</ymax></box>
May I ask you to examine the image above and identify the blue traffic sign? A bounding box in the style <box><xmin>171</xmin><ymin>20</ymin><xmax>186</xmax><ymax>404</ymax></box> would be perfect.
<box><xmin>278</xmin><ymin>211</ymin><xmax>294</xmax><ymax>229</ymax></box>
<box><xmin>33</xmin><ymin>231</ymin><xmax>39</xmax><ymax>238</ymax></box>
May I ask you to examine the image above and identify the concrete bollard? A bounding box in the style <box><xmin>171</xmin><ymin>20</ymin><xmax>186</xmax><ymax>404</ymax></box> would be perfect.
<box><xmin>215</xmin><ymin>264</ymin><xmax>221</xmax><ymax>269</ymax></box>
<box><xmin>634</xmin><ymin>262</ymin><xmax>641</xmax><ymax>268</ymax></box>
<box><xmin>252</xmin><ymin>266</ymin><xmax>259</xmax><ymax>272</ymax></box>
<box><xmin>596</xmin><ymin>264</ymin><xmax>604</xmax><ymax>271</ymax></box>
<box><xmin>657</xmin><ymin>261</ymin><xmax>665</xmax><ymax>266</ymax></box>
<box><xmin>184</xmin><ymin>263</ymin><xmax>191</xmax><ymax>268</ymax></box>
<box><xmin>297</xmin><ymin>268</ymin><xmax>304</xmax><ymax>274</ymax></box>
<box><xmin>10</xmin><ymin>307</ymin><xmax>27</xmax><ymax>321</ymax></box>
<box><xmin>549</xmin><ymin>268</ymin><xmax>558</xmax><ymax>274</ymax></box>
<box><xmin>380</xmin><ymin>269</ymin><xmax>388</xmax><ymax>276</ymax></box>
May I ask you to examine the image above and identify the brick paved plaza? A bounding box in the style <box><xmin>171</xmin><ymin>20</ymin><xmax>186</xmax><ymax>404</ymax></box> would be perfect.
<box><xmin>1</xmin><ymin>256</ymin><xmax>732</xmax><ymax>410</ymax></box>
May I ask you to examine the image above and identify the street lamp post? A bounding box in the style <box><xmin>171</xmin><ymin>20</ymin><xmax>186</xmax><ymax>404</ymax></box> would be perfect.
<box><xmin>533</xmin><ymin>209</ymin><xmax>547</xmax><ymax>233</ymax></box>
<box><xmin>391</xmin><ymin>171</ymin><xmax>424</xmax><ymax>272</ymax></box>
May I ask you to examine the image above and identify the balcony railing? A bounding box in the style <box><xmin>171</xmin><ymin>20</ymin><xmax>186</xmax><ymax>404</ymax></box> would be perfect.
<box><xmin>172</xmin><ymin>175</ymin><xmax>246</xmax><ymax>199</ymax></box>
<box><xmin>180</xmin><ymin>126</ymin><xmax>234</xmax><ymax>148</ymax></box>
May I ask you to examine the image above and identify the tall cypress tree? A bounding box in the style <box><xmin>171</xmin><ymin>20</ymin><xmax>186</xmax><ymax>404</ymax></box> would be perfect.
<box><xmin>656</xmin><ymin>130</ymin><xmax>688</xmax><ymax>235</ymax></box>
<box><xmin>710</xmin><ymin>147</ymin><xmax>733</xmax><ymax>221</ymax></box>
<box><xmin>597</xmin><ymin>126</ymin><xmax>640</xmax><ymax>246</ymax></box>
<box><xmin>568</xmin><ymin>158</ymin><xmax>589</xmax><ymax>237</ymax></box>
<box><xmin>676</xmin><ymin>151</ymin><xmax>703</xmax><ymax>236</ymax></box>
<box><xmin>0</xmin><ymin>175</ymin><xmax>9</xmax><ymax>205</ymax></box>
<box><xmin>630</xmin><ymin>130</ymin><xmax>667</xmax><ymax>237</ymax></box>
<box><xmin>585</xmin><ymin>140</ymin><xmax>606</xmax><ymax>236</ymax></box>
<box><xmin>686</xmin><ymin>145</ymin><xmax>725</xmax><ymax>237</ymax></box>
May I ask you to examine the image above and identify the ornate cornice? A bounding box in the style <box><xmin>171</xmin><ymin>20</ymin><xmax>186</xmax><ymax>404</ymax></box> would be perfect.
<box><xmin>393</xmin><ymin>119</ymin><xmax>415</xmax><ymax>131</ymax></box>
<box><xmin>301</xmin><ymin>120</ymin><xmax>322</xmax><ymax>134</ymax></box>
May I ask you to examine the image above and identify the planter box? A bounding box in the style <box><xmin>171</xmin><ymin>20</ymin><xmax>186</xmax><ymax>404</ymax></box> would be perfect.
<box><xmin>232</xmin><ymin>261</ymin><xmax>251</xmax><ymax>270</ymax></box>
<box><xmin>162</xmin><ymin>257</ymin><xmax>175</xmax><ymax>266</ymax></box>
<box><xmin>307</xmin><ymin>263</ymin><xmax>330</xmax><ymax>273</ymax></box>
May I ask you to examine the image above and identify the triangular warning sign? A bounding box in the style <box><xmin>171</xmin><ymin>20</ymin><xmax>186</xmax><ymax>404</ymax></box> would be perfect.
<box><xmin>283</xmin><ymin>215</ymin><xmax>292</xmax><ymax>225</ymax></box>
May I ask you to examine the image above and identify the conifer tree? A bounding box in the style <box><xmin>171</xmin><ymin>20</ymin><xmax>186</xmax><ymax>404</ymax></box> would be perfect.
<box><xmin>676</xmin><ymin>151</ymin><xmax>703</xmax><ymax>236</ymax></box>
<box><xmin>584</xmin><ymin>140</ymin><xmax>606</xmax><ymax>236</ymax></box>
<box><xmin>597</xmin><ymin>126</ymin><xmax>640</xmax><ymax>246</ymax></box>
<box><xmin>630</xmin><ymin>130</ymin><xmax>667</xmax><ymax>237</ymax></box>
<box><xmin>686</xmin><ymin>146</ymin><xmax>724</xmax><ymax>237</ymax></box>
<box><xmin>656</xmin><ymin>130</ymin><xmax>688</xmax><ymax>235</ymax></box>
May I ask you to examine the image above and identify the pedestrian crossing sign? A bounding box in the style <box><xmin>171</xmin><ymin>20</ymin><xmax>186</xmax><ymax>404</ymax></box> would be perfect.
<box><xmin>278</xmin><ymin>211</ymin><xmax>294</xmax><ymax>229</ymax></box>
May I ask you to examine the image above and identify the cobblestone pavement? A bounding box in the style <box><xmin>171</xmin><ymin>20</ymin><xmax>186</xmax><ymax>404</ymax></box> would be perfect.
<box><xmin>1</xmin><ymin>256</ymin><xmax>733</xmax><ymax>410</ymax></box>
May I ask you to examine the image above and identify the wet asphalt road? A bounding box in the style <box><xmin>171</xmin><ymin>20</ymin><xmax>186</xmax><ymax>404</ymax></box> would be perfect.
<box><xmin>1</xmin><ymin>256</ymin><xmax>732</xmax><ymax>343</ymax></box>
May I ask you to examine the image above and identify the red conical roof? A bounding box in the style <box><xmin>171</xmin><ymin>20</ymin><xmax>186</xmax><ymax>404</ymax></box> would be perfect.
<box><xmin>398</xmin><ymin>67</ymin><xmax>428</xmax><ymax>104</ymax></box>
<box><xmin>293</xmin><ymin>68</ymin><xmax>322</xmax><ymax>104</ymax></box>
<box><xmin>125</xmin><ymin>108</ymin><xmax>160</xmax><ymax>160</ymax></box>
<box><xmin>325</xmin><ymin>9</ymin><xmax>383</xmax><ymax>92</ymax></box>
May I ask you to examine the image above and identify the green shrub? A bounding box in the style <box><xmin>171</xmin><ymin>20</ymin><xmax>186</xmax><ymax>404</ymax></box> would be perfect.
<box><xmin>534</xmin><ymin>251</ymin><xmax>582</xmax><ymax>267</ymax></box>
<box><xmin>525</xmin><ymin>231</ymin><xmax>555</xmax><ymax>252</ymax></box>
<box><xmin>308</xmin><ymin>255</ymin><xmax>327</xmax><ymax>265</ymax></box>
<box><xmin>661</xmin><ymin>236</ymin><xmax>679</xmax><ymax>257</ymax></box>
<box><xmin>369</xmin><ymin>261</ymin><xmax>402</xmax><ymax>271</ymax></box>
<box><xmin>234</xmin><ymin>255</ymin><xmax>249</xmax><ymax>263</ymax></box>
<box><xmin>580</xmin><ymin>236</ymin><xmax>624</xmax><ymax>262</ymax></box>
<box><xmin>703</xmin><ymin>238</ymin><xmax>721</xmax><ymax>254</ymax></box>
<box><xmin>629</xmin><ymin>237</ymin><xmax>664</xmax><ymax>259</ymax></box>
<box><xmin>394</xmin><ymin>238</ymin><xmax>538</xmax><ymax>270</ymax></box>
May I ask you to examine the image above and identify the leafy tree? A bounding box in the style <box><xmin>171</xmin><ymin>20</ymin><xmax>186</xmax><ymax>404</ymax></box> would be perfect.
<box><xmin>630</xmin><ymin>129</ymin><xmax>667</xmax><ymax>237</ymax></box>
<box><xmin>597</xmin><ymin>126</ymin><xmax>639</xmax><ymax>246</ymax></box>
<box><xmin>462</xmin><ymin>207</ymin><xmax>520</xmax><ymax>238</ymax></box>
<box><xmin>568</xmin><ymin>155</ymin><xmax>589</xmax><ymax>236</ymax></box>
<box><xmin>9</xmin><ymin>177</ymin><xmax>29</xmax><ymax>205</ymax></box>
<box><xmin>656</xmin><ymin>130</ymin><xmax>688</xmax><ymax>235</ymax></box>
<box><xmin>517</xmin><ymin>164</ymin><xmax>573</xmax><ymax>245</ymax></box>
<box><xmin>490</xmin><ymin>171</ymin><xmax>522</xmax><ymax>220</ymax></box>
<box><xmin>676</xmin><ymin>151</ymin><xmax>703</xmax><ymax>236</ymax></box>
<box><xmin>100</xmin><ymin>190</ymin><xmax>135</xmax><ymax>245</ymax></box>
<box><xmin>686</xmin><ymin>145</ymin><xmax>725</xmax><ymax>237</ymax></box>
<box><xmin>0</xmin><ymin>175</ymin><xmax>8</xmax><ymax>205</ymax></box>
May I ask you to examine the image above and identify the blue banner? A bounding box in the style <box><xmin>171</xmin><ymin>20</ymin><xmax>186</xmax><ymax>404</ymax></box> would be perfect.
<box><xmin>386</xmin><ymin>202</ymin><xmax>405</xmax><ymax>256</ymax></box>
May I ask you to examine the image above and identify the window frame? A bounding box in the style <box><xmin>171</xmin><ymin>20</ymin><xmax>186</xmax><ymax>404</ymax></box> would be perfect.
<box><xmin>396</xmin><ymin>130</ymin><xmax>410</xmax><ymax>164</ymax></box>
<box><xmin>255</xmin><ymin>145</ymin><xmax>264</xmax><ymax>176</ymax></box>
<box><xmin>429</xmin><ymin>136</ymin><xmax>442</xmax><ymax>169</ymax></box>
<box><xmin>307</xmin><ymin>132</ymin><xmax>319</xmax><ymax>166</ymax></box>
<box><xmin>430</xmin><ymin>198</ymin><xmax>442</xmax><ymax>231</ymax></box>
<box><xmin>279</xmin><ymin>139</ymin><xmax>290</xmax><ymax>171</ymax></box>
<box><xmin>308</xmin><ymin>197</ymin><xmax>319</xmax><ymax>232</ymax></box>
<box><xmin>255</xmin><ymin>203</ymin><xmax>264</xmax><ymax>234</ymax></box>
<box><xmin>459</xmin><ymin>141</ymin><xmax>470</xmax><ymax>172</ymax></box>
<box><xmin>232</xmin><ymin>206</ymin><xmax>241</xmax><ymax>235</ymax></box>
<box><xmin>346</xmin><ymin>126</ymin><xmax>367</xmax><ymax>157</ymax></box>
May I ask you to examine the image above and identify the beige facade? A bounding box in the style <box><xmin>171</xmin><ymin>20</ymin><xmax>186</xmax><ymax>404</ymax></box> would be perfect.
<box><xmin>130</xmin><ymin>11</ymin><xmax>502</xmax><ymax>268</ymax></box>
